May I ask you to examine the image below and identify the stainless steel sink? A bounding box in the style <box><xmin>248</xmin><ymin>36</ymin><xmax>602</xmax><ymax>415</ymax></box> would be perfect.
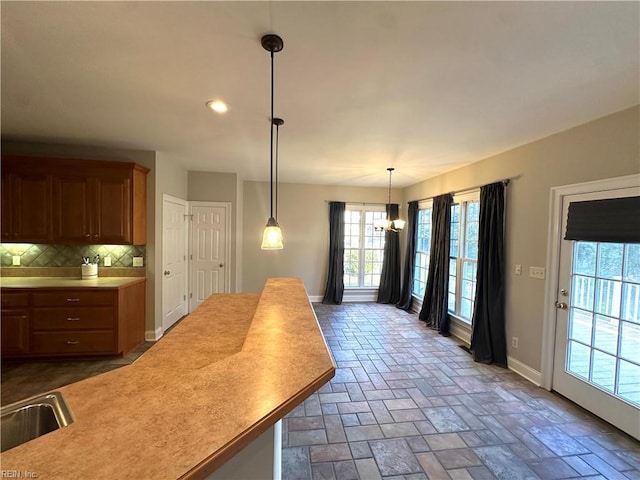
<box><xmin>1</xmin><ymin>391</ymin><xmax>74</xmax><ymax>452</ymax></box>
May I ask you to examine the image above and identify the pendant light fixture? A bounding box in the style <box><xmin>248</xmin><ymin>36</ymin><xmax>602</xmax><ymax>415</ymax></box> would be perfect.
<box><xmin>261</xmin><ymin>34</ymin><xmax>284</xmax><ymax>250</ymax></box>
<box><xmin>374</xmin><ymin>167</ymin><xmax>406</xmax><ymax>232</ymax></box>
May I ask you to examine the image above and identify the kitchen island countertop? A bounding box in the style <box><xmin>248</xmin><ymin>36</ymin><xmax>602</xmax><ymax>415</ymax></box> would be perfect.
<box><xmin>0</xmin><ymin>277</ymin><xmax>335</xmax><ymax>479</ymax></box>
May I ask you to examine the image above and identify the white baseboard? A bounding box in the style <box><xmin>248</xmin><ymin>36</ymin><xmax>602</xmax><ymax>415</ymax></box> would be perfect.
<box><xmin>343</xmin><ymin>292</ymin><xmax>378</xmax><ymax>302</ymax></box>
<box><xmin>450</xmin><ymin>326</ymin><xmax>542</xmax><ymax>387</ymax></box>
<box><xmin>449</xmin><ymin>322</ymin><xmax>471</xmax><ymax>345</ymax></box>
<box><xmin>507</xmin><ymin>356</ymin><xmax>542</xmax><ymax>386</ymax></box>
<box><xmin>145</xmin><ymin>326</ymin><xmax>163</xmax><ymax>341</ymax></box>
<box><xmin>308</xmin><ymin>292</ymin><xmax>379</xmax><ymax>303</ymax></box>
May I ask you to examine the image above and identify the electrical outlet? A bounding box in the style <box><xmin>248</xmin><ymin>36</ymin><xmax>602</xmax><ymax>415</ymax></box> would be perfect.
<box><xmin>529</xmin><ymin>266</ymin><xmax>546</xmax><ymax>280</ymax></box>
<box><xmin>514</xmin><ymin>264</ymin><xmax>522</xmax><ymax>275</ymax></box>
<box><xmin>104</xmin><ymin>256</ymin><xmax>112</xmax><ymax>267</ymax></box>
<box><xmin>512</xmin><ymin>337</ymin><xmax>519</xmax><ymax>349</ymax></box>
<box><xmin>132</xmin><ymin>257</ymin><xmax>144</xmax><ymax>267</ymax></box>
<box><xmin>11</xmin><ymin>255</ymin><xmax>20</xmax><ymax>266</ymax></box>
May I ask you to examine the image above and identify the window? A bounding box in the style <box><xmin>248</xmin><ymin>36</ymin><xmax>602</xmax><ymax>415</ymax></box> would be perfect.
<box><xmin>413</xmin><ymin>202</ymin><xmax>433</xmax><ymax>299</ymax></box>
<box><xmin>448</xmin><ymin>192</ymin><xmax>480</xmax><ymax>322</ymax></box>
<box><xmin>344</xmin><ymin>205</ymin><xmax>386</xmax><ymax>288</ymax></box>
<box><xmin>567</xmin><ymin>241</ymin><xmax>640</xmax><ymax>405</ymax></box>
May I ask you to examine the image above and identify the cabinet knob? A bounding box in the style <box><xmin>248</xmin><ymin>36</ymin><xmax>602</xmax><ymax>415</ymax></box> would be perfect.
<box><xmin>66</xmin><ymin>298</ymin><xmax>80</xmax><ymax>302</ymax></box>
<box><xmin>85</xmin><ymin>234</ymin><xmax>90</xmax><ymax>238</ymax></box>
<box><xmin>164</xmin><ymin>270</ymin><xmax>170</xmax><ymax>276</ymax></box>
<box><xmin>66</xmin><ymin>340</ymin><xmax>80</xmax><ymax>345</ymax></box>
<box><xmin>66</xmin><ymin>317</ymin><xmax>81</xmax><ymax>321</ymax></box>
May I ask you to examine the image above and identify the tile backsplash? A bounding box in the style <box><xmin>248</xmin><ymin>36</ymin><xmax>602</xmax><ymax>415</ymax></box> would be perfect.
<box><xmin>1</xmin><ymin>244</ymin><xmax>146</xmax><ymax>268</ymax></box>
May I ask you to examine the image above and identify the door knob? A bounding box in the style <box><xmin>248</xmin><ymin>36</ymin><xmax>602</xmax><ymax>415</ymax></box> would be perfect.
<box><xmin>555</xmin><ymin>301</ymin><xmax>568</xmax><ymax>310</ymax></box>
<box><xmin>164</xmin><ymin>270</ymin><xmax>170</xmax><ymax>275</ymax></box>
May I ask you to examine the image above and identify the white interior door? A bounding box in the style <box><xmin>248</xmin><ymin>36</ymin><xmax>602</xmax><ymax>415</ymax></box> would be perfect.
<box><xmin>190</xmin><ymin>203</ymin><xmax>230</xmax><ymax>312</ymax></box>
<box><xmin>162</xmin><ymin>195</ymin><xmax>188</xmax><ymax>332</ymax></box>
<box><xmin>552</xmin><ymin>185</ymin><xmax>639</xmax><ymax>439</ymax></box>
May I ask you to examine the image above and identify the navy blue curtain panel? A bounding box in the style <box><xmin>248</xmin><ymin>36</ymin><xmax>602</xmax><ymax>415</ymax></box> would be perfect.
<box><xmin>397</xmin><ymin>201</ymin><xmax>419</xmax><ymax>311</ymax></box>
<box><xmin>322</xmin><ymin>202</ymin><xmax>346</xmax><ymax>305</ymax></box>
<box><xmin>470</xmin><ymin>182</ymin><xmax>507</xmax><ymax>367</ymax></box>
<box><xmin>565</xmin><ymin>196</ymin><xmax>640</xmax><ymax>244</ymax></box>
<box><xmin>377</xmin><ymin>203</ymin><xmax>401</xmax><ymax>304</ymax></box>
<box><xmin>419</xmin><ymin>193</ymin><xmax>452</xmax><ymax>336</ymax></box>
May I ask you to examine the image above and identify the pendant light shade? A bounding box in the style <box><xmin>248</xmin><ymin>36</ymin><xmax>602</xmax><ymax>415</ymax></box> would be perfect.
<box><xmin>374</xmin><ymin>167</ymin><xmax>405</xmax><ymax>232</ymax></box>
<box><xmin>260</xmin><ymin>34</ymin><xmax>284</xmax><ymax>250</ymax></box>
<box><xmin>261</xmin><ymin>217</ymin><xmax>283</xmax><ymax>250</ymax></box>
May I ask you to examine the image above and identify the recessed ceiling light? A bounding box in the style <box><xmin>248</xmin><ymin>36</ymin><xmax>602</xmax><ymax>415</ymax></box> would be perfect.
<box><xmin>206</xmin><ymin>100</ymin><xmax>228</xmax><ymax>113</ymax></box>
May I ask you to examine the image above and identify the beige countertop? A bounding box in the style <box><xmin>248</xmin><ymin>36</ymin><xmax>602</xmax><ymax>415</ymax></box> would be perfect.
<box><xmin>0</xmin><ymin>276</ymin><xmax>146</xmax><ymax>289</ymax></box>
<box><xmin>0</xmin><ymin>277</ymin><xmax>336</xmax><ymax>479</ymax></box>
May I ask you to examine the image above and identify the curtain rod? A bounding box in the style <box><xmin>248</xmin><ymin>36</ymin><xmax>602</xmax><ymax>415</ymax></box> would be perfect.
<box><xmin>412</xmin><ymin>176</ymin><xmax>518</xmax><ymax>204</ymax></box>
<box><xmin>324</xmin><ymin>201</ymin><xmax>392</xmax><ymax>206</ymax></box>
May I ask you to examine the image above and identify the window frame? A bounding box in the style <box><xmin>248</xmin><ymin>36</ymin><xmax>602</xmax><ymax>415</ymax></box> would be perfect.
<box><xmin>343</xmin><ymin>204</ymin><xmax>387</xmax><ymax>289</ymax></box>
<box><xmin>448</xmin><ymin>191</ymin><xmax>480</xmax><ymax>324</ymax></box>
<box><xmin>412</xmin><ymin>199</ymin><xmax>433</xmax><ymax>301</ymax></box>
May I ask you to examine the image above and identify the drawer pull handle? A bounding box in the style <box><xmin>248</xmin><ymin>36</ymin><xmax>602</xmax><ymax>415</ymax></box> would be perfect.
<box><xmin>66</xmin><ymin>298</ymin><xmax>80</xmax><ymax>302</ymax></box>
<box><xmin>67</xmin><ymin>317</ymin><xmax>81</xmax><ymax>321</ymax></box>
<box><xmin>66</xmin><ymin>340</ymin><xmax>80</xmax><ymax>345</ymax></box>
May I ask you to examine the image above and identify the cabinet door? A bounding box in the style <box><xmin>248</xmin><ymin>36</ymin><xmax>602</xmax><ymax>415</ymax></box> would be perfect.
<box><xmin>1</xmin><ymin>174</ymin><xmax>12</xmax><ymax>241</ymax></box>
<box><xmin>53</xmin><ymin>175</ymin><xmax>92</xmax><ymax>242</ymax></box>
<box><xmin>7</xmin><ymin>174</ymin><xmax>52</xmax><ymax>242</ymax></box>
<box><xmin>1</xmin><ymin>309</ymin><xmax>30</xmax><ymax>355</ymax></box>
<box><xmin>93</xmin><ymin>176</ymin><xmax>131</xmax><ymax>244</ymax></box>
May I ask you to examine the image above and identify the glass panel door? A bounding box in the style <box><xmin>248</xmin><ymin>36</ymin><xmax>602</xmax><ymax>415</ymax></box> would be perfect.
<box><xmin>553</xmin><ymin>187</ymin><xmax>640</xmax><ymax>440</ymax></box>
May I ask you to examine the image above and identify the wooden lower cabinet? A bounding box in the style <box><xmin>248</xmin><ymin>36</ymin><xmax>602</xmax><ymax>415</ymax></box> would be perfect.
<box><xmin>1</xmin><ymin>309</ymin><xmax>30</xmax><ymax>356</ymax></box>
<box><xmin>0</xmin><ymin>280</ymin><xmax>145</xmax><ymax>358</ymax></box>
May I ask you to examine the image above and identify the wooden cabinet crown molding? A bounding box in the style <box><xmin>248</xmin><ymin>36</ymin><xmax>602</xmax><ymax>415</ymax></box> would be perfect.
<box><xmin>1</xmin><ymin>155</ymin><xmax>149</xmax><ymax>245</ymax></box>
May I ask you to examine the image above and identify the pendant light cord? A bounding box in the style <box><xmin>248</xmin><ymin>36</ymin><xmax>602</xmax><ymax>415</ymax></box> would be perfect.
<box><xmin>269</xmin><ymin>50</ymin><xmax>275</xmax><ymax>220</ymax></box>
<box><xmin>275</xmin><ymin>122</ymin><xmax>280</xmax><ymax>221</ymax></box>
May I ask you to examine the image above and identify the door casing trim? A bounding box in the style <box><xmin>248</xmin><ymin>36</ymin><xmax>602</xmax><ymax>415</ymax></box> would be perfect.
<box><xmin>541</xmin><ymin>174</ymin><xmax>640</xmax><ymax>390</ymax></box>
<box><xmin>162</xmin><ymin>194</ymin><xmax>189</xmax><ymax>333</ymax></box>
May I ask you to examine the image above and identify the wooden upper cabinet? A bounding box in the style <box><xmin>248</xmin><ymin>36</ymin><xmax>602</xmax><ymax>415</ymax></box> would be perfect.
<box><xmin>2</xmin><ymin>156</ymin><xmax>149</xmax><ymax>245</ymax></box>
<box><xmin>53</xmin><ymin>175</ymin><xmax>92</xmax><ymax>243</ymax></box>
<box><xmin>2</xmin><ymin>172</ymin><xmax>52</xmax><ymax>243</ymax></box>
<box><xmin>93</xmin><ymin>175</ymin><xmax>132</xmax><ymax>244</ymax></box>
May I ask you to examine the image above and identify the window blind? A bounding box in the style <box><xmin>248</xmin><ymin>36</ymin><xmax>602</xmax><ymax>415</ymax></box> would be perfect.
<box><xmin>565</xmin><ymin>196</ymin><xmax>640</xmax><ymax>243</ymax></box>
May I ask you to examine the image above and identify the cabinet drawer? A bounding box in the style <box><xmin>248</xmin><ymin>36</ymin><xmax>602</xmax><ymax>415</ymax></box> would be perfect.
<box><xmin>32</xmin><ymin>307</ymin><xmax>115</xmax><ymax>331</ymax></box>
<box><xmin>32</xmin><ymin>291</ymin><xmax>115</xmax><ymax>307</ymax></box>
<box><xmin>31</xmin><ymin>331</ymin><xmax>116</xmax><ymax>354</ymax></box>
<box><xmin>1</xmin><ymin>292</ymin><xmax>29</xmax><ymax>307</ymax></box>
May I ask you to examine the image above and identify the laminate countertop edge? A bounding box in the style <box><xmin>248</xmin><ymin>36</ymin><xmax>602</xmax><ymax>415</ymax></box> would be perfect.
<box><xmin>0</xmin><ymin>276</ymin><xmax>147</xmax><ymax>289</ymax></box>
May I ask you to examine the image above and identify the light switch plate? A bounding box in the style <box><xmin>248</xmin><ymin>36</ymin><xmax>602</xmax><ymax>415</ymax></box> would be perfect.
<box><xmin>529</xmin><ymin>266</ymin><xmax>545</xmax><ymax>280</ymax></box>
<box><xmin>12</xmin><ymin>255</ymin><xmax>20</xmax><ymax>266</ymax></box>
<box><xmin>133</xmin><ymin>256</ymin><xmax>144</xmax><ymax>267</ymax></box>
<box><xmin>104</xmin><ymin>256</ymin><xmax>112</xmax><ymax>267</ymax></box>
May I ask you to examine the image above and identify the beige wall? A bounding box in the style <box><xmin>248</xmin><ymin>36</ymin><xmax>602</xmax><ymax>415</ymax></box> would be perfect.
<box><xmin>242</xmin><ymin>181</ymin><xmax>398</xmax><ymax>294</ymax></box>
<box><xmin>188</xmin><ymin>171</ymin><xmax>238</xmax><ymax>291</ymax></box>
<box><xmin>403</xmin><ymin>105</ymin><xmax>640</xmax><ymax>371</ymax></box>
<box><xmin>1</xmin><ymin>141</ymin><xmax>159</xmax><ymax>335</ymax></box>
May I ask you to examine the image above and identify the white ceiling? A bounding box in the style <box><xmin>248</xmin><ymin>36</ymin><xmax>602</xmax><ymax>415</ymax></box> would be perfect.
<box><xmin>2</xmin><ymin>1</ymin><xmax>638</xmax><ymax>187</ymax></box>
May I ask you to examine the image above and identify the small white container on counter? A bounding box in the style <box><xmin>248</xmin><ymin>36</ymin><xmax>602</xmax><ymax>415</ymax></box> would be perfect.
<box><xmin>81</xmin><ymin>264</ymin><xmax>98</xmax><ymax>279</ymax></box>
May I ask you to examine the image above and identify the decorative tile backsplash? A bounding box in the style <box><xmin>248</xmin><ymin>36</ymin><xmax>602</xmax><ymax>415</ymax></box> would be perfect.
<box><xmin>1</xmin><ymin>244</ymin><xmax>146</xmax><ymax>268</ymax></box>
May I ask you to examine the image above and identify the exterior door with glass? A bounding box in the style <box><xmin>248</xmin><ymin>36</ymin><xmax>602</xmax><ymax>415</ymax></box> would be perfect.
<box><xmin>552</xmin><ymin>185</ymin><xmax>639</xmax><ymax>440</ymax></box>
